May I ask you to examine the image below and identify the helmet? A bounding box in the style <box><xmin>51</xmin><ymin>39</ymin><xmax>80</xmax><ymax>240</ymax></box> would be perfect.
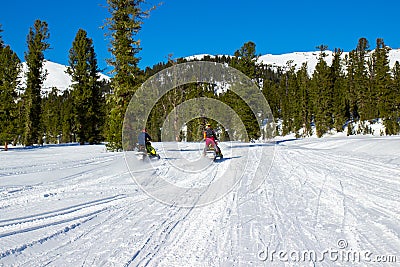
<box><xmin>206</xmin><ymin>123</ymin><xmax>211</xmax><ymax>127</ymax></box>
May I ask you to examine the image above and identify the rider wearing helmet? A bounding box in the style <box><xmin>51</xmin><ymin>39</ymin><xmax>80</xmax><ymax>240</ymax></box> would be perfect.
<box><xmin>203</xmin><ymin>123</ymin><xmax>222</xmax><ymax>156</ymax></box>
<box><xmin>138</xmin><ymin>128</ymin><xmax>152</xmax><ymax>152</ymax></box>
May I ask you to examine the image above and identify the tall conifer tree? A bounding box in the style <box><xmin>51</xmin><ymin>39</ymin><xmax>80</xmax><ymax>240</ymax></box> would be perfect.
<box><xmin>231</xmin><ymin>41</ymin><xmax>258</xmax><ymax>79</ymax></box>
<box><xmin>311</xmin><ymin>47</ymin><xmax>333</xmax><ymax>137</ymax></box>
<box><xmin>41</xmin><ymin>88</ymin><xmax>62</xmax><ymax>143</ymax></box>
<box><xmin>371</xmin><ymin>39</ymin><xmax>391</xmax><ymax>116</ymax></box>
<box><xmin>351</xmin><ymin>38</ymin><xmax>370</xmax><ymax>121</ymax></box>
<box><xmin>104</xmin><ymin>0</ymin><xmax>154</xmax><ymax>151</ymax></box>
<box><xmin>371</xmin><ymin>39</ymin><xmax>397</xmax><ymax>134</ymax></box>
<box><xmin>0</xmin><ymin>25</ymin><xmax>3</xmax><ymax>48</ymax></box>
<box><xmin>60</xmin><ymin>90</ymin><xmax>74</xmax><ymax>143</ymax></box>
<box><xmin>0</xmin><ymin>29</ymin><xmax>21</xmax><ymax>149</ymax></box>
<box><xmin>67</xmin><ymin>29</ymin><xmax>103</xmax><ymax>144</ymax></box>
<box><xmin>331</xmin><ymin>48</ymin><xmax>347</xmax><ymax>131</ymax></box>
<box><xmin>296</xmin><ymin>63</ymin><xmax>311</xmax><ymax>137</ymax></box>
<box><xmin>392</xmin><ymin>61</ymin><xmax>400</xmax><ymax>133</ymax></box>
<box><xmin>23</xmin><ymin>20</ymin><xmax>50</xmax><ymax>146</ymax></box>
<box><xmin>227</xmin><ymin>41</ymin><xmax>261</xmax><ymax>140</ymax></box>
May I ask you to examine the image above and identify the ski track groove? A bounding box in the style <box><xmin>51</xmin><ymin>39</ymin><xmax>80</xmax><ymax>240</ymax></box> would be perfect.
<box><xmin>9</xmin><ymin>194</ymin><xmax>154</xmax><ymax>266</ymax></box>
<box><xmin>0</xmin><ymin>194</ymin><xmax>127</xmax><ymax>226</ymax></box>
<box><xmin>128</xmin><ymin>166</ymin><xmax>223</xmax><ymax>266</ymax></box>
<box><xmin>41</xmin><ymin>201</ymin><xmax>141</xmax><ymax>265</ymax></box>
<box><xmin>270</xmin><ymin>146</ymin><xmax>322</xmax><ymax>248</ymax></box>
<box><xmin>0</xmin><ymin>154</ymin><xmax>119</xmax><ymax>178</ymax></box>
<box><xmin>272</xmin><ymin>142</ymin><xmax>400</xmax><ymax>257</ymax></box>
<box><xmin>0</xmin><ymin>210</ymin><xmax>102</xmax><ymax>260</ymax></box>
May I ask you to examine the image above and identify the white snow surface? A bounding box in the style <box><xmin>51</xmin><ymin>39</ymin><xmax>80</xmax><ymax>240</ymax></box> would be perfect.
<box><xmin>1</xmin><ymin>136</ymin><xmax>399</xmax><ymax>266</ymax></box>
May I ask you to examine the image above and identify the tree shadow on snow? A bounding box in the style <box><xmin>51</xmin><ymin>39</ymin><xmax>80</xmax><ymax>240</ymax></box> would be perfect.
<box><xmin>275</xmin><ymin>138</ymin><xmax>298</xmax><ymax>145</ymax></box>
<box><xmin>2</xmin><ymin>142</ymin><xmax>89</xmax><ymax>152</ymax></box>
<box><xmin>214</xmin><ymin>155</ymin><xmax>242</xmax><ymax>163</ymax></box>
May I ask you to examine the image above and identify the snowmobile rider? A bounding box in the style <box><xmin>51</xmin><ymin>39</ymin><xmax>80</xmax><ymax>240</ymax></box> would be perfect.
<box><xmin>203</xmin><ymin>123</ymin><xmax>221</xmax><ymax>154</ymax></box>
<box><xmin>137</xmin><ymin>128</ymin><xmax>152</xmax><ymax>153</ymax></box>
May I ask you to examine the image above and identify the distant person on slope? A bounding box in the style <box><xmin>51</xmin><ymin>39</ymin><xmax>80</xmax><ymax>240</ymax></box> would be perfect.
<box><xmin>137</xmin><ymin>128</ymin><xmax>160</xmax><ymax>159</ymax></box>
<box><xmin>137</xmin><ymin>128</ymin><xmax>156</xmax><ymax>156</ymax></box>
<box><xmin>203</xmin><ymin>123</ymin><xmax>222</xmax><ymax>156</ymax></box>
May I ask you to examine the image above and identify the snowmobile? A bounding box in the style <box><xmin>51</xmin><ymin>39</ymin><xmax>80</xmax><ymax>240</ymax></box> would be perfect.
<box><xmin>203</xmin><ymin>144</ymin><xmax>223</xmax><ymax>161</ymax></box>
<box><xmin>135</xmin><ymin>141</ymin><xmax>160</xmax><ymax>160</ymax></box>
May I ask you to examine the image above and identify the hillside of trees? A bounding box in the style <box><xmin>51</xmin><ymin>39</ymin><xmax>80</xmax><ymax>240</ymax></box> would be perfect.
<box><xmin>142</xmin><ymin>39</ymin><xmax>400</xmax><ymax>142</ymax></box>
<box><xmin>1</xmin><ymin>1</ymin><xmax>399</xmax><ymax>151</ymax></box>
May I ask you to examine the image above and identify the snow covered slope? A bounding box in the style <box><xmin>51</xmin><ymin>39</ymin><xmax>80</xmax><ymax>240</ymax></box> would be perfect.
<box><xmin>1</xmin><ymin>136</ymin><xmax>399</xmax><ymax>266</ymax></box>
<box><xmin>187</xmin><ymin>48</ymin><xmax>400</xmax><ymax>75</ymax></box>
<box><xmin>19</xmin><ymin>61</ymin><xmax>110</xmax><ymax>93</ymax></box>
<box><xmin>258</xmin><ymin>49</ymin><xmax>400</xmax><ymax>75</ymax></box>
<box><xmin>19</xmin><ymin>48</ymin><xmax>399</xmax><ymax>94</ymax></box>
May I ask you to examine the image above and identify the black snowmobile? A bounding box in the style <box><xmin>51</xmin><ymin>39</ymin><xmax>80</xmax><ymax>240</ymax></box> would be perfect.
<box><xmin>204</xmin><ymin>143</ymin><xmax>223</xmax><ymax>161</ymax></box>
<box><xmin>136</xmin><ymin>141</ymin><xmax>160</xmax><ymax>160</ymax></box>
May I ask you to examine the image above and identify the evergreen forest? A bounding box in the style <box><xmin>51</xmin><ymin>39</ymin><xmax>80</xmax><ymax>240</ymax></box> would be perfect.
<box><xmin>0</xmin><ymin>1</ymin><xmax>399</xmax><ymax>151</ymax></box>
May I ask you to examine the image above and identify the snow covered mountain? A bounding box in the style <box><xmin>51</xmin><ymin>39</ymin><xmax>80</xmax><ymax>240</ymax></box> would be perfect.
<box><xmin>19</xmin><ymin>61</ymin><xmax>110</xmax><ymax>93</ymax></box>
<box><xmin>187</xmin><ymin>48</ymin><xmax>400</xmax><ymax>75</ymax></box>
<box><xmin>258</xmin><ymin>48</ymin><xmax>400</xmax><ymax>75</ymax></box>
<box><xmin>18</xmin><ymin>49</ymin><xmax>400</xmax><ymax>94</ymax></box>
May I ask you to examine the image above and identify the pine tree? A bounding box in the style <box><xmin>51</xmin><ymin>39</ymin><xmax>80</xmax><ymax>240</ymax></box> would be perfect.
<box><xmin>331</xmin><ymin>48</ymin><xmax>348</xmax><ymax>132</ymax></box>
<box><xmin>0</xmin><ymin>32</ymin><xmax>21</xmax><ymax>150</ymax></box>
<box><xmin>104</xmin><ymin>0</ymin><xmax>154</xmax><ymax>151</ymax></box>
<box><xmin>262</xmin><ymin>79</ymin><xmax>279</xmax><ymax>121</ymax></box>
<box><xmin>349</xmin><ymin>38</ymin><xmax>370</xmax><ymax>122</ymax></box>
<box><xmin>345</xmin><ymin>52</ymin><xmax>356</xmax><ymax>127</ymax></box>
<box><xmin>41</xmin><ymin>88</ymin><xmax>62</xmax><ymax>143</ymax></box>
<box><xmin>0</xmin><ymin>25</ymin><xmax>3</xmax><ymax>48</ymax></box>
<box><xmin>60</xmin><ymin>90</ymin><xmax>74</xmax><ymax>143</ymax></box>
<box><xmin>392</xmin><ymin>61</ymin><xmax>400</xmax><ymax>133</ymax></box>
<box><xmin>371</xmin><ymin>38</ymin><xmax>396</xmax><ymax>134</ymax></box>
<box><xmin>371</xmin><ymin>39</ymin><xmax>391</xmax><ymax>115</ymax></box>
<box><xmin>261</xmin><ymin>67</ymin><xmax>282</xmax><ymax>130</ymax></box>
<box><xmin>230</xmin><ymin>41</ymin><xmax>258</xmax><ymax>79</ymax></box>
<box><xmin>280</xmin><ymin>63</ymin><xmax>297</xmax><ymax>136</ymax></box>
<box><xmin>163</xmin><ymin>57</ymin><xmax>185</xmax><ymax>142</ymax></box>
<box><xmin>23</xmin><ymin>20</ymin><xmax>50</xmax><ymax>146</ymax></box>
<box><xmin>311</xmin><ymin>47</ymin><xmax>333</xmax><ymax>137</ymax></box>
<box><xmin>67</xmin><ymin>29</ymin><xmax>104</xmax><ymax>145</ymax></box>
<box><xmin>227</xmin><ymin>42</ymin><xmax>261</xmax><ymax>140</ymax></box>
<box><xmin>296</xmin><ymin>63</ymin><xmax>311</xmax><ymax>137</ymax></box>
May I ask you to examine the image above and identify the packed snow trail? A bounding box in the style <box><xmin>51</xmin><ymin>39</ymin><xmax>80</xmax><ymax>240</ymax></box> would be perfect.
<box><xmin>0</xmin><ymin>137</ymin><xmax>399</xmax><ymax>266</ymax></box>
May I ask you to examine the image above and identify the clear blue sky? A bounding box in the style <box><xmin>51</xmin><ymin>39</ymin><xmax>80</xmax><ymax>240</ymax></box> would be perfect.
<box><xmin>1</xmin><ymin>0</ymin><xmax>399</xmax><ymax>74</ymax></box>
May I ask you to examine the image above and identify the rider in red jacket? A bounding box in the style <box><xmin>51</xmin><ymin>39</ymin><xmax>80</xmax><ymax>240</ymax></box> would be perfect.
<box><xmin>203</xmin><ymin>123</ymin><xmax>221</xmax><ymax>155</ymax></box>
